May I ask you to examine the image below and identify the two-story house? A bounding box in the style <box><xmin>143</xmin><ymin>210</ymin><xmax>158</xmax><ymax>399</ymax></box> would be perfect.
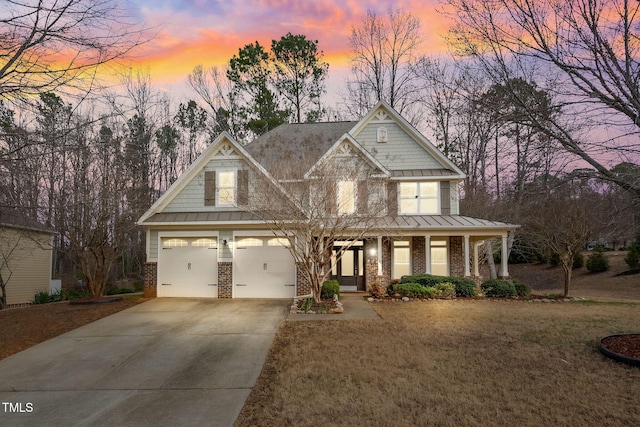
<box><xmin>138</xmin><ymin>101</ymin><xmax>518</xmax><ymax>298</ymax></box>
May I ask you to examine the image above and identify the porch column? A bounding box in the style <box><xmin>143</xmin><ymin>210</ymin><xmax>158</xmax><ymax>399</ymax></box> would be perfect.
<box><xmin>473</xmin><ymin>241</ymin><xmax>480</xmax><ymax>277</ymax></box>
<box><xmin>377</xmin><ymin>236</ymin><xmax>383</xmax><ymax>276</ymax></box>
<box><xmin>500</xmin><ymin>233</ymin><xmax>509</xmax><ymax>278</ymax></box>
<box><xmin>425</xmin><ymin>235</ymin><xmax>431</xmax><ymax>274</ymax></box>
<box><xmin>463</xmin><ymin>235</ymin><xmax>471</xmax><ymax>277</ymax></box>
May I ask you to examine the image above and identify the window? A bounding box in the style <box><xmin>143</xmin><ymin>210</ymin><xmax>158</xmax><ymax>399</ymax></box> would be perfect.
<box><xmin>393</xmin><ymin>240</ymin><xmax>411</xmax><ymax>279</ymax></box>
<box><xmin>337</xmin><ymin>180</ymin><xmax>356</xmax><ymax>214</ymax></box>
<box><xmin>431</xmin><ymin>239</ymin><xmax>448</xmax><ymax>276</ymax></box>
<box><xmin>399</xmin><ymin>182</ymin><xmax>439</xmax><ymax>214</ymax></box>
<box><xmin>217</xmin><ymin>170</ymin><xmax>236</xmax><ymax>206</ymax></box>
<box><xmin>192</xmin><ymin>238</ymin><xmax>217</xmax><ymax>247</ymax></box>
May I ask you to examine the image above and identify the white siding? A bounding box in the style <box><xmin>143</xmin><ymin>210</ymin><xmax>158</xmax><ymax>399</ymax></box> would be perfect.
<box><xmin>0</xmin><ymin>228</ymin><xmax>52</xmax><ymax>305</ymax></box>
<box><xmin>149</xmin><ymin>229</ymin><xmax>159</xmax><ymax>260</ymax></box>
<box><xmin>354</xmin><ymin>122</ymin><xmax>443</xmax><ymax>170</ymax></box>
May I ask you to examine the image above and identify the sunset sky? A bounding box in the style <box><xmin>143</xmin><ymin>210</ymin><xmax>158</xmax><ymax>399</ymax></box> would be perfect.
<box><xmin>125</xmin><ymin>0</ymin><xmax>453</xmax><ymax>99</ymax></box>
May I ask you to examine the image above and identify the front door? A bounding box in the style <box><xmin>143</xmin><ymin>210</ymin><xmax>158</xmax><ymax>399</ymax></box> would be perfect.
<box><xmin>332</xmin><ymin>242</ymin><xmax>365</xmax><ymax>291</ymax></box>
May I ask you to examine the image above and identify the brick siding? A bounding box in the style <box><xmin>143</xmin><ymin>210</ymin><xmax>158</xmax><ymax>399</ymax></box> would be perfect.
<box><xmin>143</xmin><ymin>262</ymin><xmax>157</xmax><ymax>298</ymax></box>
<box><xmin>449</xmin><ymin>236</ymin><xmax>464</xmax><ymax>277</ymax></box>
<box><xmin>218</xmin><ymin>262</ymin><xmax>232</xmax><ymax>298</ymax></box>
<box><xmin>296</xmin><ymin>263</ymin><xmax>311</xmax><ymax>296</ymax></box>
<box><xmin>411</xmin><ymin>236</ymin><xmax>426</xmax><ymax>275</ymax></box>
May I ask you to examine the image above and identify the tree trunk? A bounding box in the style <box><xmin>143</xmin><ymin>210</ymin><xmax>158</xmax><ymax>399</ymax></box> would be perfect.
<box><xmin>561</xmin><ymin>258</ymin><xmax>572</xmax><ymax>298</ymax></box>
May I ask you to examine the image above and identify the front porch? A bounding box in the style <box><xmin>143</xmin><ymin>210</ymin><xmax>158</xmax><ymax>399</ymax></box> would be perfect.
<box><xmin>328</xmin><ymin>233</ymin><xmax>512</xmax><ymax>293</ymax></box>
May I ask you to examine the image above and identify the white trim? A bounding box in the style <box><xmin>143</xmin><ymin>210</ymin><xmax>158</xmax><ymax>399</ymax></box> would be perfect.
<box><xmin>500</xmin><ymin>233</ymin><xmax>509</xmax><ymax>277</ymax></box>
<box><xmin>425</xmin><ymin>235</ymin><xmax>431</xmax><ymax>274</ymax></box>
<box><xmin>464</xmin><ymin>235</ymin><xmax>471</xmax><ymax>277</ymax></box>
<box><xmin>304</xmin><ymin>133</ymin><xmax>391</xmax><ymax>179</ymax></box>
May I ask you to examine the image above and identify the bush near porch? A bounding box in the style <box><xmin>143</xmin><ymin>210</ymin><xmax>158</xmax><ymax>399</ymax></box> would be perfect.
<box><xmin>400</xmin><ymin>274</ymin><xmax>478</xmax><ymax>297</ymax></box>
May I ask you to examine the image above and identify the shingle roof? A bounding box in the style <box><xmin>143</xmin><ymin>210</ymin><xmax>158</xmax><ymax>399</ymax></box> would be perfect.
<box><xmin>244</xmin><ymin>121</ymin><xmax>357</xmax><ymax>180</ymax></box>
<box><xmin>0</xmin><ymin>207</ymin><xmax>55</xmax><ymax>233</ymax></box>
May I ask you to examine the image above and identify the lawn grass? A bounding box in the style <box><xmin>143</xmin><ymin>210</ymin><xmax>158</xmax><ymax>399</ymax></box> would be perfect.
<box><xmin>235</xmin><ymin>300</ymin><xmax>640</xmax><ymax>426</ymax></box>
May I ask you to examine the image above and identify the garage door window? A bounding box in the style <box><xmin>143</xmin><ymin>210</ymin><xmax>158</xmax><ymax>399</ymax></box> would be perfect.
<box><xmin>192</xmin><ymin>238</ymin><xmax>217</xmax><ymax>247</ymax></box>
<box><xmin>163</xmin><ymin>238</ymin><xmax>188</xmax><ymax>247</ymax></box>
<box><xmin>267</xmin><ymin>237</ymin><xmax>290</xmax><ymax>247</ymax></box>
<box><xmin>236</xmin><ymin>237</ymin><xmax>264</xmax><ymax>247</ymax></box>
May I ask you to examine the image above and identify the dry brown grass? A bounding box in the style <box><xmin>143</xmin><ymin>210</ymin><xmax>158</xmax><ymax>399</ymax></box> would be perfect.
<box><xmin>509</xmin><ymin>251</ymin><xmax>640</xmax><ymax>301</ymax></box>
<box><xmin>236</xmin><ymin>257</ymin><xmax>640</xmax><ymax>427</ymax></box>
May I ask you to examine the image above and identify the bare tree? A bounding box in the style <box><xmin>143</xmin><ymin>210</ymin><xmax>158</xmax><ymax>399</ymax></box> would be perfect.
<box><xmin>188</xmin><ymin>65</ymin><xmax>246</xmax><ymax>140</ymax></box>
<box><xmin>248</xmin><ymin>150</ymin><xmax>389</xmax><ymax>303</ymax></box>
<box><xmin>345</xmin><ymin>8</ymin><xmax>423</xmax><ymax>121</ymax></box>
<box><xmin>521</xmin><ymin>179</ymin><xmax>599</xmax><ymax>297</ymax></box>
<box><xmin>0</xmin><ymin>0</ymin><xmax>148</xmax><ymax>102</ymax></box>
<box><xmin>446</xmin><ymin>0</ymin><xmax>640</xmax><ymax>198</ymax></box>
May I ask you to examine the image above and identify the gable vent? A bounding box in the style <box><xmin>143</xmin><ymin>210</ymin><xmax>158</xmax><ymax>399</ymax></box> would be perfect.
<box><xmin>377</xmin><ymin>126</ymin><xmax>388</xmax><ymax>143</ymax></box>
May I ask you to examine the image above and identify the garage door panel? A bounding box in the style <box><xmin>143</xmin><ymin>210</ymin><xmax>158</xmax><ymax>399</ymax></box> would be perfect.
<box><xmin>159</xmin><ymin>239</ymin><xmax>218</xmax><ymax>298</ymax></box>
<box><xmin>234</xmin><ymin>239</ymin><xmax>295</xmax><ymax>298</ymax></box>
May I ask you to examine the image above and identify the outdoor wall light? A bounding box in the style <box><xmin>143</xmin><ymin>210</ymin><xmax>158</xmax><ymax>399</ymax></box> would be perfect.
<box><xmin>369</xmin><ymin>248</ymin><xmax>377</xmax><ymax>256</ymax></box>
<box><xmin>223</xmin><ymin>239</ymin><xmax>228</xmax><ymax>246</ymax></box>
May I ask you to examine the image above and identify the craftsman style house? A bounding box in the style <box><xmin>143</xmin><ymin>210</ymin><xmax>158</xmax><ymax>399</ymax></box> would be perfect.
<box><xmin>138</xmin><ymin>101</ymin><xmax>518</xmax><ymax>298</ymax></box>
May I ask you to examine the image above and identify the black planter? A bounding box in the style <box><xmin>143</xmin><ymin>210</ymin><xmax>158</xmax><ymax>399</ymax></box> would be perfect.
<box><xmin>599</xmin><ymin>334</ymin><xmax>640</xmax><ymax>367</ymax></box>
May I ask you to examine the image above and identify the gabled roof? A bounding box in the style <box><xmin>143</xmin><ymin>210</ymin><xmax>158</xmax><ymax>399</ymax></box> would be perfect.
<box><xmin>350</xmin><ymin>101</ymin><xmax>466</xmax><ymax>178</ymax></box>
<box><xmin>244</xmin><ymin>121</ymin><xmax>357</xmax><ymax>180</ymax></box>
<box><xmin>303</xmin><ymin>133</ymin><xmax>391</xmax><ymax>179</ymax></box>
<box><xmin>137</xmin><ymin>132</ymin><xmax>296</xmax><ymax>225</ymax></box>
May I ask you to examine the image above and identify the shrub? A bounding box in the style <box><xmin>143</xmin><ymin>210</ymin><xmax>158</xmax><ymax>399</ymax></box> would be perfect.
<box><xmin>393</xmin><ymin>283</ymin><xmax>427</xmax><ymax>298</ymax></box>
<box><xmin>625</xmin><ymin>234</ymin><xmax>640</xmax><ymax>269</ymax></box>
<box><xmin>33</xmin><ymin>291</ymin><xmax>51</xmax><ymax>305</ymax></box>
<box><xmin>572</xmin><ymin>252</ymin><xmax>584</xmax><ymax>269</ymax></box>
<box><xmin>513</xmin><ymin>279</ymin><xmax>531</xmax><ymax>297</ymax></box>
<box><xmin>481</xmin><ymin>279</ymin><xmax>516</xmax><ymax>298</ymax></box>
<box><xmin>434</xmin><ymin>282</ymin><xmax>456</xmax><ymax>298</ymax></box>
<box><xmin>586</xmin><ymin>249</ymin><xmax>610</xmax><ymax>273</ymax></box>
<box><xmin>321</xmin><ymin>280</ymin><xmax>340</xmax><ymax>299</ymax></box>
<box><xmin>401</xmin><ymin>274</ymin><xmax>477</xmax><ymax>297</ymax></box>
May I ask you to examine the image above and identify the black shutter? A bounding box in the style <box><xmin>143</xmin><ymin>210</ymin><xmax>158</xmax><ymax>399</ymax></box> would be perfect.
<box><xmin>204</xmin><ymin>171</ymin><xmax>215</xmax><ymax>206</ymax></box>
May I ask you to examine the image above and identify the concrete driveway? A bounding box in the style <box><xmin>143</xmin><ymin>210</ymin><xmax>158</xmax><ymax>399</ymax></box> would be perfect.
<box><xmin>0</xmin><ymin>298</ymin><xmax>290</xmax><ymax>427</ymax></box>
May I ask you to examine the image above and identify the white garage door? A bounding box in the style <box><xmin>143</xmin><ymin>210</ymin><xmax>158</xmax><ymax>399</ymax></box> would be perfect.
<box><xmin>234</xmin><ymin>237</ymin><xmax>296</xmax><ymax>298</ymax></box>
<box><xmin>158</xmin><ymin>237</ymin><xmax>218</xmax><ymax>298</ymax></box>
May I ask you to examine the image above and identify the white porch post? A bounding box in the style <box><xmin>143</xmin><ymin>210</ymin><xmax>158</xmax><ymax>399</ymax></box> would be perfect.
<box><xmin>463</xmin><ymin>235</ymin><xmax>471</xmax><ymax>277</ymax></box>
<box><xmin>377</xmin><ymin>236</ymin><xmax>383</xmax><ymax>276</ymax></box>
<box><xmin>425</xmin><ymin>235</ymin><xmax>431</xmax><ymax>274</ymax></box>
<box><xmin>473</xmin><ymin>241</ymin><xmax>480</xmax><ymax>277</ymax></box>
<box><xmin>500</xmin><ymin>233</ymin><xmax>509</xmax><ymax>278</ymax></box>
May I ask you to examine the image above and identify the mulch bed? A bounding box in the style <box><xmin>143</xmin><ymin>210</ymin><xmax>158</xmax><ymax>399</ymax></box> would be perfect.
<box><xmin>601</xmin><ymin>334</ymin><xmax>640</xmax><ymax>360</ymax></box>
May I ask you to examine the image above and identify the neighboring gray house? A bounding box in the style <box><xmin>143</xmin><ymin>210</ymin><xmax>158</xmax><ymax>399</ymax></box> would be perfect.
<box><xmin>138</xmin><ymin>102</ymin><xmax>518</xmax><ymax>298</ymax></box>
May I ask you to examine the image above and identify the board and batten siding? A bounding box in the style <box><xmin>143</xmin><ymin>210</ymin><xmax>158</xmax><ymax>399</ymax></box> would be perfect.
<box><xmin>354</xmin><ymin>122</ymin><xmax>443</xmax><ymax>170</ymax></box>
<box><xmin>0</xmin><ymin>228</ymin><xmax>52</xmax><ymax>305</ymax></box>
<box><xmin>163</xmin><ymin>158</ymin><xmax>248</xmax><ymax>213</ymax></box>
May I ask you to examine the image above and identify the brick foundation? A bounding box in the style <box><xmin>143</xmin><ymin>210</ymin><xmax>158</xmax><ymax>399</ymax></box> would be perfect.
<box><xmin>143</xmin><ymin>262</ymin><xmax>157</xmax><ymax>298</ymax></box>
<box><xmin>218</xmin><ymin>262</ymin><xmax>232</xmax><ymax>298</ymax></box>
<box><xmin>296</xmin><ymin>263</ymin><xmax>311</xmax><ymax>296</ymax></box>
